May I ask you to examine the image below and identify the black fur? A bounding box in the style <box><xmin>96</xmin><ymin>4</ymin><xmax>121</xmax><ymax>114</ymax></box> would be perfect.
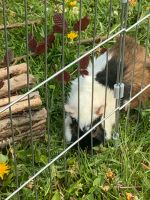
<box><xmin>96</xmin><ymin>57</ymin><xmax>131</xmax><ymax>101</ymax></box>
<box><xmin>95</xmin><ymin>58</ymin><xmax>120</xmax><ymax>89</ymax></box>
<box><xmin>68</xmin><ymin>56</ymin><xmax>131</xmax><ymax>150</ymax></box>
<box><xmin>70</xmin><ymin>117</ymin><xmax>105</xmax><ymax>150</ymax></box>
<box><xmin>123</xmin><ymin>83</ymin><xmax>131</xmax><ymax>100</ymax></box>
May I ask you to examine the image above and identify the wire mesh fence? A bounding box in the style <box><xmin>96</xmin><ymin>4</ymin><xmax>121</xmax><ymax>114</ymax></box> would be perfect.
<box><xmin>0</xmin><ymin>0</ymin><xmax>150</xmax><ymax>199</ymax></box>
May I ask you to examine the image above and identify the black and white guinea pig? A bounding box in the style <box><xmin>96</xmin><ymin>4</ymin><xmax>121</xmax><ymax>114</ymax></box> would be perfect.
<box><xmin>64</xmin><ymin>56</ymin><xmax>116</xmax><ymax>149</ymax></box>
<box><xmin>64</xmin><ymin>36</ymin><xmax>150</xmax><ymax>149</ymax></box>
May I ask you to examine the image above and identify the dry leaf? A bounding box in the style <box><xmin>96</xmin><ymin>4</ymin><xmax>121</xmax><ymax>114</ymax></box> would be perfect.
<box><xmin>46</xmin><ymin>33</ymin><xmax>55</xmax><ymax>48</ymax></box>
<box><xmin>35</xmin><ymin>42</ymin><xmax>45</xmax><ymax>55</ymax></box>
<box><xmin>73</xmin><ymin>16</ymin><xmax>90</xmax><ymax>31</ymax></box>
<box><xmin>25</xmin><ymin>178</ymin><xmax>34</xmax><ymax>189</ymax></box>
<box><xmin>53</xmin><ymin>13</ymin><xmax>68</xmax><ymax>33</ymax></box>
<box><xmin>28</xmin><ymin>35</ymin><xmax>37</xmax><ymax>52</ymax></box>
<box><xmin>3</xmin><ymin>49</ymin><xmax>14</xmax><ymax>66</ymax></box>
<box><xmin>80</xmin><ymin>69</ymin><xmax>89</xmax><ymax>77</ymax></box>
<box><xmin>141</xmin><ymin>162</ymin><xmax>150</xmax><ymax>170</ymax></box>
<box><xmin>101</xmin><ymin>185</ymin><xmax>110</xmax><ymax>192</ymax></box>
<box><xmin>55</xmin><ymin>71</ymin><xmax>70</xmax><ymax>84</ymax></box>
<box><xmin>26</xmin><ymin>182</ymin><xmax>34</xmax><ymax>189</ymax></box>
<box><xmin>79</xmin><ymin>55</ymin><xmax>90</xmax><ymax>70</ymax></box>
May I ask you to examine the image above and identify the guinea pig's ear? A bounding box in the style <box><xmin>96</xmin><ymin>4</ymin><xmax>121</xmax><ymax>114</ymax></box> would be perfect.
<box><xmin>95</xmin><ymin>105</ymin><xmax>105</xmax><ymax>116</ymax></box>
<box><xmin>64</xmin><ymin>104</ymin><xmax>74</xmax><ymax>114</ymax></box>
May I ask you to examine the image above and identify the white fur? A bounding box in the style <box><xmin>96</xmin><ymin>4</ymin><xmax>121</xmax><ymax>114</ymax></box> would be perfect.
<box><xmin>65</xmin><ymin>76</ymin><xmax>116</xmax><ymax>139</ymax></box>
<box><xmin>87</xmin><ymin>52</ymin><xmax>112</xmax><ymax>77</ymax></box>
<box><xmin>65</xmin><ymin>52</ymin><xmax>115</xmax><ymax>140</ymax></box>
<box><xmin>65</xmin><ymin>116</ymin><xmax>72</xmax><ymax>142</ymax></box>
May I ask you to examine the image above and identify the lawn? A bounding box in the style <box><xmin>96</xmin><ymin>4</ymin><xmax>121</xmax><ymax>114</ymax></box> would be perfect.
<box><xmin>0</xmin><ymin>0</ymin><xmax>150</xmax><ymax>199</ymax></box>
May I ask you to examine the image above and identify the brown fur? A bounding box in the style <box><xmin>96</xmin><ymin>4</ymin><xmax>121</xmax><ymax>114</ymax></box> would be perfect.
<box><xmin>110</xmin><ymin>36</ymin><xmax>150</xmax><ymax>108</ymax></box>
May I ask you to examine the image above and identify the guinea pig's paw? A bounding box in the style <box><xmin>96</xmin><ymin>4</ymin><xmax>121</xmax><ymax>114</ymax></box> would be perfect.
<box><xmin>105</xmin><ymin>132</ymin><xmax>112</xmax><ymax>140</ymax></box>
<box><xmin>65</xmin><ymin>125</ymin><xmax>72</xmax><ymax>142</ymax></box>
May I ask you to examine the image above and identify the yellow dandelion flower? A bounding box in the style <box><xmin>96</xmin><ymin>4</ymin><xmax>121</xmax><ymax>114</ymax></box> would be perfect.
<box><xmin>69</xmin><ymin>1</ymin><xmax>77</xmax><ymax>7</ymax></box>
<box><xmin>106</xmin><ymin>169</ymin><xmax>114</xmax><ymax>179</ymax></box>
<box><xmin>0</xmin><ymin>163</ymin><xmax>10</xmax><ymax>180</ymax></box>
<box><xmin>129</xmin><ymin>0</ymin><xmax>137</xmax><ymax>7</ymax></box>
<box><xmin>67</xmin><ymin>31</ymin><xmax>78</xmax><ymax>42</ymax></box>
<box><xmin>126</xmin><ymin>192</ymin><xmax>135</xmax><ymax>200</ymax></box>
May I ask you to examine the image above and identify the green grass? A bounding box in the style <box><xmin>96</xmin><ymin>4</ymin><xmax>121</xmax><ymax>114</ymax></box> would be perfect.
<box><xmin>0</xmin><ymin>0</ymin><xmax>150</xmax><ymax>199</ymax></box>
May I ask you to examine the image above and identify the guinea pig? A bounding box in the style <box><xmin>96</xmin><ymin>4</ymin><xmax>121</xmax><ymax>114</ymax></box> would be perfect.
<box><xmin>64</xmin><ymin>36</ymin><xmax>150</xmax><ymax>149</ymax></box>
<box><xmin>64</xmin><ymin>55</ymin><xmax>116</xmax><ymax>148</ymax></box>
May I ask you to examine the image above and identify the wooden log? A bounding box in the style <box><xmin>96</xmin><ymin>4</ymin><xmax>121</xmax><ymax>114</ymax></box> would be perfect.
<box><xmin>0</xmin><ymin>95</ymin><xmax>42</xmax><ymax>119</ymax></box>
<box><xmin>0</xmin><ymin>124</ymin><xmax>46</xmax><ymax>142</ymax></box>
<box><xmin>0</xmin><ymin>91</ymin><xmax>39</xmax><ymax>107</ymax></box>
<box><xmin>0</xmin><ymin>73</ymin><xmax>36</xmax><ymax>97</ymax></box>
<box><xmin>0</xmin><ymin>129</ymin><xmax>45</xmax><ymax>149</ymax></box>
<box><xmin>77</xmin><ymin>35</ymin><xmax>107</xmax><ymax>45</ymax></box>
<box><xmin>0</xmin><ymin>63</ymin><xmax>27</xmax><ymax>80</ymax></box>
<box><xmin>0</xmin><ymin>20</ymin><xmax>42</xmax><ymax>31</ymax></box>
<box><xmin>0</xmin><ymin>108</ymin><xmax>47</xmax><ymax>131</ymax></box>
<box><xmin>0</xmin><ymin>119</ymin><xmax>46</xmax><ymax>138</ymax></box>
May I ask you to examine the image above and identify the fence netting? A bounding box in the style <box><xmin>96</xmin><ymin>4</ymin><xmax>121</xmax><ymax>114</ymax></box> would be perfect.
<box><xmin>0</xmin><ymin>0</ymin><xmax>149</xmax><ymax>199</ymax></box>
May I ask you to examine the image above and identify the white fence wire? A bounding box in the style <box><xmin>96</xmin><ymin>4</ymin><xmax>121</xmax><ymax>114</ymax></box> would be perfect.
<box><xmin>0</xmin><ymin>1</ymin><xmax>150</xmax><ymax>199</ymax></box>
